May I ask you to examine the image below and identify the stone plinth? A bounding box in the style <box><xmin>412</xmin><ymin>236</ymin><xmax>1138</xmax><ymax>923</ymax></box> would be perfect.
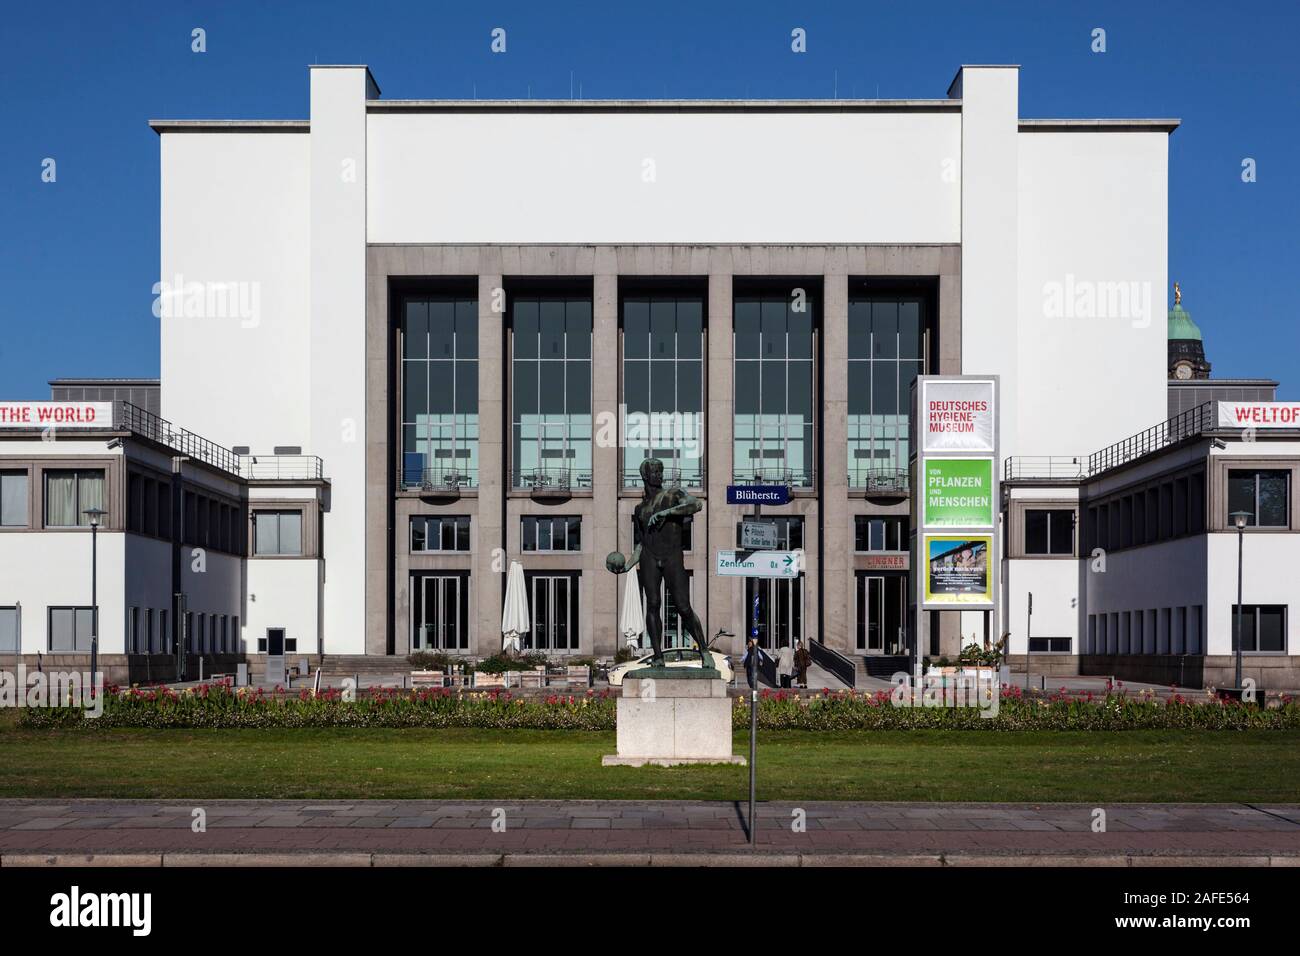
<box><xmin>601</xmin><ymin>676</ymin><xmax>745</xmax><ymax>767</ymax></box>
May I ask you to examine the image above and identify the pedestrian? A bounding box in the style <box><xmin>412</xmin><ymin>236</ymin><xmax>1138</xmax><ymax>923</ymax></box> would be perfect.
<box><xmin>794</xmin><ymin>639</ymin><xmax>812</xmax><ymax>689</ymax></box>
<box><xmin>741</xmin><ymin>637</ymin><xmax>761</xmax><ymax>690</ymax></box>
<box><xmin>777</xmin><ymin>643</ymin><xmax>794</xmax><ymax>688</ymax></box>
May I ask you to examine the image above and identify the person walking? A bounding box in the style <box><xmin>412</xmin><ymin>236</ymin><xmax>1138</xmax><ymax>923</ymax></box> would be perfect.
<box><xmin>776</xmin><ymin>643</ymin><xmax>794</xmax><ymax>689</ymax></box>
<box><xmin>794</xmin><ymin>639</ymin><xmax>812</xmax><ymax>689</ymax></box>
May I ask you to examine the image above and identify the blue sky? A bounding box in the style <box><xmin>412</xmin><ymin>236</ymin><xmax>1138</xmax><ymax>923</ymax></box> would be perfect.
<box><xmin>2</xmin><ymin>0</ymin><xmax>1296</xmax><ymax>400</ymax></box>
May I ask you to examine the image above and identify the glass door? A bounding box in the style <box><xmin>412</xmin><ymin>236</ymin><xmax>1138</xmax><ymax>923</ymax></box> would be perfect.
<box><xmin>744</xmin><ymin>577</ymin><xmax>803</xmax><ymax>650</ymax></box>
<box><xmin>412</xmin><ymin>575</ymin><xmax>467</xmax><ymax>650</ymax></box>
<box><xmin>529</xmin><ymin>575</ymin><xmax>578</xmax><ymax>651</ymax></box>
<box><xmin>856</xmin><ymin>573</ymin><xmax>908</xmax><ymax>655</ymax></box>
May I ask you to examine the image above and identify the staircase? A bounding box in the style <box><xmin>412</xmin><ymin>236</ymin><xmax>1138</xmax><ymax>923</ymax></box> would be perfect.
<box><xmin>859</xmin><ymin>655</ymin><xmax>911</xmax><ymax>682</ymax></box>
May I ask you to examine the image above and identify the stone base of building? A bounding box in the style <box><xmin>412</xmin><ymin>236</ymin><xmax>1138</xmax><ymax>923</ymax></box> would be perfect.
<box><xmin>1005</xmin><ymin>654</ymin><xmax>1080</xmax><ymax>677</ymax></box>
<box><xmin>606</xmin><ymin>676</ymin><xmax>739</xmax><ymax>766</ymax></box>
<box><xmin>1081</xmin><ymin>654</ymin><xmax>1300</xmax><ymax>691</ymax></box>
<box><xmin>0</xmin><ymin>654</ymin><xmax>248</xmax><ymax>687</ymax></box>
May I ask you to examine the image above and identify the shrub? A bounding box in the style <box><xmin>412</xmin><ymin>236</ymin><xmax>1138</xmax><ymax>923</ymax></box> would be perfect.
<box><xmin>407</xmin><ymin>651</ymin><xmax>452</xmax><ymax>670</ymax></box>
<box><xmin>18</xmin><ymin>683</ymin><xmax>1299</xmax><ymax>733</ymax></box>
<box><xmin>475</xmin><ymin>652</ymin><xmax>549</xmax><ymax>674</ymax></box>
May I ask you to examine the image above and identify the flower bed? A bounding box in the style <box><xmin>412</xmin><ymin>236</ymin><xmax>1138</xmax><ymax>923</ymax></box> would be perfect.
<box><xmin>17</xmin><ymin>682</ymin><xmax>1299</xmax><ymax>731</ymax></box>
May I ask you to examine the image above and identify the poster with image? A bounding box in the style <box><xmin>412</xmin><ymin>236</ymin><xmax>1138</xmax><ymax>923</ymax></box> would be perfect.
<box><xmin>923</xmin><ymin>534</ymin><xmax>993</xmax><ymax>606</ymax></box>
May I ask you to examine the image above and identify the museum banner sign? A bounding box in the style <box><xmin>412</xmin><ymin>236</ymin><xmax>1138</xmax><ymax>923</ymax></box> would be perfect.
<box><xmin>923</xmin><ymin>534</ymin><xmax>994</xmax><ymax>606</ymax></box>
<box><xmin>922</xmin><ymin>457</ymin><xmax>995</xmax><ymax>529</ymax></box>
<box><xmin>1217</xmin><ymin>402</ymin><xmax>1300</xmax><ymax>429</ymax></box>
<box><xmin>920</xmin><ymin>378</ymin><xmax>995</xmax><ymax>453</ymax></box>
<box><xmin>0</xmin><ymin>402</ymin><xmax>115</xmax><ymax>428</ymax></box>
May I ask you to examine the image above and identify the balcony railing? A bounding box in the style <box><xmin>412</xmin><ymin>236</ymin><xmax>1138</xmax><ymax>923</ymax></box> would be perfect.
<box><xmin>620</xmin><ymin>465</ymin><xmax>703</xmax><ymax>489</ymax></box>
<box><xmin>848</xmin><ymin>467</ymin><xmax>909</xmax><ymax>495</ymax></box>
<box><xmin>731</xmin><ymin>468</ymin><xmax>815</xmax><ymax>489</ymax></box>
<box><xmin>513</xmin><ymin>468</ymin><xmax>593</xmax><ymax>492</ymax></box>
<box><xmin>241</xmin><ymin>455</ymin><xmax>324</xmax><ymax>481</ymax></box>
<box><xmin>401</xmin><ymin>464</ymin><xmax>478</xmax><ymax>492</ymax></box>
<box><xmin>1003</xmin><ymin>457</ymin><xmax>1086</xmax><ymax>481</ymax></box>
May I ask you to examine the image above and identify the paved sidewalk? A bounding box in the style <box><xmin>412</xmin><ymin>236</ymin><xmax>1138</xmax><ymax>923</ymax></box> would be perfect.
<box><xmin>1</xmin><ymin>800</ymin><xmax>1297</xmax><ymax>866</ymax></box>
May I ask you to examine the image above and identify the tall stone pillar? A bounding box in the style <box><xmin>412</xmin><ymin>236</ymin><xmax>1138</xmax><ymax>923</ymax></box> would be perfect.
<box><xmin>474</xmin><ymin>273</ymin><xmax>505</xmax><ymax>657</ymax></box>
<box><xmin>706</xmin><ymin>266</ymin><xmax>736</xmax><ymax>658</ymax></box>
<box><xmin>821</xmin><ymin>272</ymin><xmax>851</xmax><ymax>653</ymax></box>
<box><xmin>591</xmin><ymin>272</ymin><xmax>620</xmax><ymax>657</ymax></box>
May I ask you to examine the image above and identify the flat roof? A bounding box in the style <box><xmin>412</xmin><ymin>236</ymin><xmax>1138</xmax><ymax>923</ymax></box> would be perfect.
<box><xmin>49</xmin><ymin>377</ymin><xmax>159</xmax><ymax>386</ymax></box>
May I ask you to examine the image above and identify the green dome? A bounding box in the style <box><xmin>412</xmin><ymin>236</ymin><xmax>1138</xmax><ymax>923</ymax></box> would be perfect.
<box><xmin>1168</xmin><ymin>303</ymin><xmax>1203</xmax><ymax>342</ymax></box>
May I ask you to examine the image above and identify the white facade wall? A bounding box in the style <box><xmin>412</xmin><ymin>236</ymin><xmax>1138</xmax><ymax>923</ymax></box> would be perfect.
<box><xmin>367</xmin><ymin>111</ymin><xmax>962</xmax><ymax>244</ymax></box>
<box><xmin>159</xmin><ymin>131</ymin><xmax>312</xmax><ymax>453</ymax></box>
<box><xmin>1206</xmin><ymin>533</ymin><xmax>1296</xmax><ymax>657</ymax></box>
<box><xmin>245</xmin><ymin>559</ymin><xmax>321</xmax><ymax>655</ymax></box>
<box><xmin>1016</xmin><ymin>132</ymin><xmax>1169</xmax><ymax>458</ymax></box>
<box><xmin>0</xmin><ymin>534</ymin><xmax>126</xmax><ymax>654</ymax></box>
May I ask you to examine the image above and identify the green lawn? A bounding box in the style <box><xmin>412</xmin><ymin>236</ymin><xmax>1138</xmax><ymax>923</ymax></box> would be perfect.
<box><xmin>3</xmin><ymin>714</ymin><xmax>1297</xmax><ymax>802</ymax></box>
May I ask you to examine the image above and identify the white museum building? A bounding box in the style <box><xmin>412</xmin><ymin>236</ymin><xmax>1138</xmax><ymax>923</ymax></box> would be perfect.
<box><xmin>1</xmin><ymin>63</ymin><xmax>1297</xmax><ymax>690</ymax></box>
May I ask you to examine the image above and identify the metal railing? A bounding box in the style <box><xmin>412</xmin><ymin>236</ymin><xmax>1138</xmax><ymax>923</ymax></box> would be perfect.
<box><xmin>241</xmin><ymin>455</ymin><xmax>324</xmax><ymax>481</ymax></box>
<box><xmin>848</xmin><ymin>467</ymin><xmax>909</xmax><ymax>495</ymax></box>
<box><xmin>513</xmin><ymin>468</ymin><xmax>593</xmax><ymax>491</ymax></box>
<box><xmin>400</xmin><ymin>465</ymin><xmax>478</xmax><ymax>491</ymax></box>
<box><xmin>1003</xmin><ymin>457</ymin><xmax>1086</xmax><ymax>481</ymax></box>
<box><xmin>1005</xmin><ymin>403</ymin><xmax>1218</xmax><ymax>483</ymax></box>
<box><xmin>731</xmin><ymin>468</ymin><xmax>815</xmax><ymax>489</ymax></box>
<box><xmin>113</xmin><ymin>401</ymin><xmax>241</xmax><ymax>475</ymax></box>
<box><xmin>620</xmin><ymin>465</ymin><xmax>703</xmax><ymax>489</ymax></box>
<box><xmin>1088</xmin><ymin>401</ymin><xmax>1216</xmax><ymax>477</ymax></box>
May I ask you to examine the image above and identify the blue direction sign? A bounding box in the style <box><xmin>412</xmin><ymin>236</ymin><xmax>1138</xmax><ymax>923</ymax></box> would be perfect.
<box><xmin>726</xmin><ymin>484</ymin><xmax>790</xmax><ymax>505</ymax></box>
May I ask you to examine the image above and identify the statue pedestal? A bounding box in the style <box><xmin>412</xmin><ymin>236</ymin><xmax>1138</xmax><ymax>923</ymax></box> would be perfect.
<box><xmin>601</xmin><ymin>675</ymin><xmax>745</xmax><ymax>767</ymax></box>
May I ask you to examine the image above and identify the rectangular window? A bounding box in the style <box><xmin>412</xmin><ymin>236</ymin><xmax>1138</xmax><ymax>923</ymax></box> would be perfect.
<box><xmin>522</xmin><ymin>515</ymin><xmax>582</xmax><ymax>552</ymax></box>
<box><xmin>1227</xmin><ymin>469</ymin><xmax>1290</xmax><ymax>528</ymax></box>
<box><xmin>410</xmin><ymin>515</ymin><xmax>471</xmax><ymax>552</ymax></box>
<box><xmin>1</xmin><ymin>471</ymin><xmax>29</xmax><ymax>527</ymax></box>
<box><xmin>1231</xmin><ymin>604</ymin><xmax>1287</xmax><ymax>653</ymax></box>
<box><xmin>846</xmin><ymin>294</ymin><xmax>923</xmax><ymax>489</ymax></box>
<box><xmin>253</xmin><ymin>511</ymin><xmax>303</xmax><ymax>556</ymax></box>
<box><xmin>48</xmin><ymin>606</ymin><xmax>94</xmax><ymax>652</ymax></box>
<box><xmin>401</xmin><ymin>294</ymin><xmax>480</xmax><ymax>490</ymax></box>
<box><xmin>853</xmin><ymin>516</ymin><xmax>909</xmax><ymax>552</ymax></box>
<box><xmin>0</xmin><ymin>606</ymin><xmax>18</xmax><ymax>652</ymax></box>
<box><xmin>621</xmin><ymin>293</ymin><xmax>704</xmax><ymax>487</ymax></box>
<box><xmin>734</xmin><ymin>293</ymin><xmax>816</xmax><ymax>487</ymax></box>
<box><xmin>1028</xmin><ymin>637</ymin><xmax>1071</xmax><ymax>653</ymax></box>
<box><xmin>1024</xmin><ymin>509</ymin><xmax>1074</xmax><ymax>555</ymax></box>
<box><xmin>511</xmin><ymin>294</ymin><xmax>592</xmax><ymax>489</ymax></box>
<box><xmin>43</xmin><ymin>470</ymin><xmax>105</xmax><ymax>527</ymax></box>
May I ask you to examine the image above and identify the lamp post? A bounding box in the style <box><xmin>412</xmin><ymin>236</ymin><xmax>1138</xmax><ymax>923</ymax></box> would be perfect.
<box><xmin>1228</xmin><ymin>510</ymin><xmax>1252</xmax><ymax>690</ymax></box>
<box><xmin>84</xmin><ymin>506</ymin><xmax>107</xmax><ymax>695</ymax></box>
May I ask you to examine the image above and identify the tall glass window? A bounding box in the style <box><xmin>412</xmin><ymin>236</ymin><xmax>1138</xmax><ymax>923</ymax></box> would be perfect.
<box><xmin>512</xmin><ymin>295</ymin><xmax>592</xmax><ymax>489</ymax></box>
<box><xmin>733</xmin><ymin>294</ymin><xmax>815</xmax><ymax>486</ymax></box>
<box><xmin>847</xmin><ymin>296</ymin><xmax>924</xmax><ymax>487</ymax></box>
<box><xmin>402</xmin><ymin>296</ymin><xmax>479</xmax><ymax>489</ymax></box>
<box><xmin>622</xmin><ymin>294</ymin><xmax>704</xmax><ymax>487</ymax></box>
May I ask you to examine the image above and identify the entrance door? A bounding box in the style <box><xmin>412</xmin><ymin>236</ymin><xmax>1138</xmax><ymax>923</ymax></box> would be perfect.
<box><xmin>530</xmin><ymin>574</ymin><xmax>578</xmax><ymax>651</ymax></box>
<box><xmin>744</xmin><ymin>577</ymin><xmax>803</xmax><ymax>650</ymax></box>
<box><xmin>856</xmin><ymin>574</ymin><xmax>907</xmax><ymax>654</ymax></box>
<box><xmin>412</xmin><ymin>575</ymin><xmax>468</xmax><ymax>650</ymax></box>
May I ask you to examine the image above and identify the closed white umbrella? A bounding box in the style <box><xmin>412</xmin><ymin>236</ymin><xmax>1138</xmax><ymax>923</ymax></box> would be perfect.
<box><xmin>619</xmin><ymin>567</ymin><xmax>644</xmax><ymax>649</ymax></box>
<box><xmin>501</xmin><ymin>561</ymin><xmax>530</xmax><ymax>654</ymax></box>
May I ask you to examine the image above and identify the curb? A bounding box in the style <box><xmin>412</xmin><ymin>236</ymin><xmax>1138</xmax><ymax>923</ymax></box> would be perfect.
<box><xmin>3</xmin><ymin>851</ymin><xmax>1297</xmax><ymax>867</ymax></box>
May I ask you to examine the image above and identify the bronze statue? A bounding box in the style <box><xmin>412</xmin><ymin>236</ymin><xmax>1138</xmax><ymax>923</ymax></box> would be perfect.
<box><xmin>606</xmin><ymin>458</ymin><xmax>714</xmax><ymax>671</ymax></box>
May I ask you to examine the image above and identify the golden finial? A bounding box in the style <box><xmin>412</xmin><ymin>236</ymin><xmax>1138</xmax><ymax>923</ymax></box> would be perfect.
<box><xmin>1174</xmin><ymin>282</ymin><xmax>1181</xmax><ymax>306</ymax></box>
